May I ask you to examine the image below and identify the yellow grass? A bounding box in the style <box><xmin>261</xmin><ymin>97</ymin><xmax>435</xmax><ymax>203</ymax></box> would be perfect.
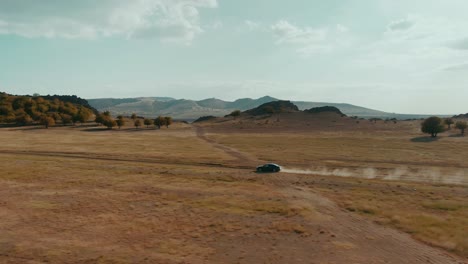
<box><xmin>0</xmin><ymin>125</ymin><xmax>467</xmax><ymax>262</ymax></box>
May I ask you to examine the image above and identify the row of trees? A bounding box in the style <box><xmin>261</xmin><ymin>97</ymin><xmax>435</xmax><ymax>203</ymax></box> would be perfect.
<box><xmin>0</xmin><ymin>93</ymin><xmax>94</xmax><ymax>127</ymax></box>
<box><xmin>95</xmin><ymin>112</ymin><xmax>173</xmax><ymax>130</ymax></box>
<box><xmin>421</xmin><ymin>117</ymin><xmax>466</xmax><ymax>137</ymax></box>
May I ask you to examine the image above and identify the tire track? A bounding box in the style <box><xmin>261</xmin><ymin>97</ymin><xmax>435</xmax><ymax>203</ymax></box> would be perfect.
<box><xmin>0</xmin><ymin>149</ymin><xmax>252</xmax><ymax>170</ymax></box>
<box><xmin>193</xmin><ymin>125</ymin><xmax>260</xmax><ymax>165</ymax></box>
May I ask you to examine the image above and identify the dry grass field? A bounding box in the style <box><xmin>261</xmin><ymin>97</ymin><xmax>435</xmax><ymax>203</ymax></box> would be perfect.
<box><xmin>0</xmin><ymin>118</ymin><xmax>467</xmax><ymax>263</ymax></box>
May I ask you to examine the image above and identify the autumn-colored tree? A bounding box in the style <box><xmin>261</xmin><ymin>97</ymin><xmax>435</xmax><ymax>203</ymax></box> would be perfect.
<box><xmin>50</xmin><ymin>112</ymin><xmax>61</xmax><ymax>122</ymax></box>
<box><xmin>40</xmin><ymin>115</ymin><xmax>55</xmax><ymax>129</ymax></box>
<box><xmin>0</xmin><ymin>93</ymin><xmax>95</xmax><ymax>125</ymax></box>
<box><xmin>95</xmin><ymin>114</ymin><xmax>104</xmax><ymax>125</ymax></box>
<box><xmin>102</xmin><ymin>117</ymin><xmax>116</xmax><ymax>129</ymax></box>
<box><xmin>74</xmin><ymin>107</ymin><xmax>92</xmax><ymax>124</ymax></box>
<box><xmin>154</xmin><ymin>116</ymin><xmax>166</xmax><ymax>129</ymax></box>
<box><xmin>134</xmin><ymin>119</ymin><xmax>142</xmax><ymax>129</ymax></box>
<box><xmin>444</xmin><ymin>118</ymin><xmax>454</xmax><ymax>130</ymax></box>
<box><xmin>421</xmin><ymin>116</ymin><xmax>445</xmax><ymax>138</ymax></box>
<box><xmin>15</xmin><ymin>114</ymin><xmax>33</xmax><ymax>125</ymax></box>
<box><xmin>455</xmin><ymin>121</ymin><xmax>467</xmax><ymax>136</ymax></box>
<box><xmin>61</xmin><ymin>114</ymin><xmax>73</xmax><ymax>125</ymax></box>
<box><xmin>164</xmin><ymin>116</ymin><xmax>173</xmax><ymax>128</ymax></box>
<box><xmin>144</xmin><ymin>118</ymin><xmax>152</xmax><ymax>128</ymax></box>
<box><xmin>96</xmin><ymin>112</ymin><xmax>115</xmax><ymax>129</ymax></box>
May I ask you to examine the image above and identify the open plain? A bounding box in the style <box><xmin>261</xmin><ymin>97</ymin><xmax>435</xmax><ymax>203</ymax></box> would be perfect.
<box><xmin>0</xmin><ymin>116</ymin><xmax>467</xmax><ymax>263</ymax></box>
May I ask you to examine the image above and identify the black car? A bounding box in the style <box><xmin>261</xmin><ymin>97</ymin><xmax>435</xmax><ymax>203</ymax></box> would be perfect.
<box><xmin>256</xmin><ymin>163</ymin><xmax>281</xmax><ymax>173</ymax></box>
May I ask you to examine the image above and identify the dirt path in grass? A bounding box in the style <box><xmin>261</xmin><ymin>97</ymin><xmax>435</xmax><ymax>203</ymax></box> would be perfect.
<box><xmin>192</xmin><ymin>126</ymin><xmax>464</xmax><ymax>263</ymax></box>
<box><xmin>269</xmin><ymin>185</ymin><xmax>464</xmax><ymax>264</ymax></box>
<box><xmin>193</xmin><ymin>125</ymin><xmax>260</xmax><ymax>165</ymax></box>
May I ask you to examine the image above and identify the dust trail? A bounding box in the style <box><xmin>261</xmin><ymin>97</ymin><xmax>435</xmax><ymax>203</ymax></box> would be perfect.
<box><xmin>281</xmin><ymin>166</ymin><xmax>467</xmax><ymax>186</ymax></box>
<box><xmin>281</xmin><ymin>167</ymin><xmax>353</xmax><ymax>177</ymax></box>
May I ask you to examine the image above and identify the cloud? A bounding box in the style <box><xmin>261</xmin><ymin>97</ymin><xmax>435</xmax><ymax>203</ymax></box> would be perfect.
<box><xmin>270</xmin><ymin>20</ymin><xmax>352</xmax><ymax>56</ymax></box>
<box><xmin>271</xmin><ymin>20</ymin><xmax>326</xmax><ymax>45</ymax></box>
<box><xmin>388</xmin><ymin>17</ymin><xmax>415</xmax><ymax>31</ymax></box>
<box><xmin>354</xmin><ymin>15</ymin><xmax>468</xmax><ymax>75</ymax></box>
<box><xmin>442</xmin><ymin>63</ymin><xmax>468</xmax><ymax>71</ymax></box>
<box><xmin>0</xmin><ymin>0</ymin><xmax>218</xmax><ymax>43</ymax></box>
<box><xmin>336</xmin><ymin>24</ymin><xmax>348</xmax><ymax>33</ymax></box>
<box><xmin>449</xmin><ymin>37</ymin><xmax>468</xmax><ymax>50</ymax></box>
<box><xmin>244</xmin><ymin>20</ymin><xmax>260</xmax><ymax>31</ymax></box>
<box><xmin>270</xmin><ymin>20</ymin><xmax>330</xmax><ymax>55</ymax></box>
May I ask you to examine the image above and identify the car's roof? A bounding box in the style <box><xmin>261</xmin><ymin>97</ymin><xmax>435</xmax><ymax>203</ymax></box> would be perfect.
<box><xmin>266</xmin><ymin>163</ymin><xmax>280</xmax><ymax>167</ymax></box>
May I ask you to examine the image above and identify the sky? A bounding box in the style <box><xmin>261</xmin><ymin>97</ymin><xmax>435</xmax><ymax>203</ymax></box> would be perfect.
<box><xmin>0</xmin><ymin>0</ymin><xmax>467</xmax><ymax>114</ymax></box>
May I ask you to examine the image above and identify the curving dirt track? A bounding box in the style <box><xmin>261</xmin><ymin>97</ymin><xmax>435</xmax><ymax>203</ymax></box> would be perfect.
<box><xmin>194</xmin><ymin>125</ymin><xmax>260</xmax><ymax>166</ymax></box>
<box><xmin>192</xmin><ymin>125</ymin><xmax>465</xmax><ymax>263</ymax></box>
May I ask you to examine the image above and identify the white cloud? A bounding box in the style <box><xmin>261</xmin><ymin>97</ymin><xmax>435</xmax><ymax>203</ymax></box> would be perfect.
<box><xmin>354</xmin><ymin>15</ymin><xmax>468</xmax><ymax>75</ymax></box>
<box><xmin>244</xmin><ymin>20</ymin><xmax>260</xmax><ymax>31</ymax></box>
<box><xmin>0</xmin><ymin>0</ymin><xmax>218</xmax><ymax>43</ymax></box>
<box><xmin>387</xmin><ymin>17</ymin><xmax>415</xmax><ymax>31</ymax></box>
<box><xmin>442</xmin><ymin>63</ymin><xmax>468</xmax><ymax>72</ymax></box>
<box><xmin>449</xmin><ymin>37</ymin><xmax>468</xmax><ymax>50</ymax></box>
<box><xmin>271</xmin><ymin>20</ymin><xmax>326</xmax><ymax>45</ymax></box>
<box><xmin>270</xmin><ymin>20</ymin><xmax>352</xmax><ymax>56</ymax></box>
<box><xmin>336</xmin><ymin>24</ymin><xmax>348</xmax><ymax>33</ymax></box>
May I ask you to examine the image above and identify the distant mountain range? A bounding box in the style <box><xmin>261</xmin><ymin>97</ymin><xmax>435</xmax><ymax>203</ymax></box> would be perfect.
<box><xmin>87</xmin><ymin>96</ymin><xmax>446</xmax><ymax>121</ymax></box>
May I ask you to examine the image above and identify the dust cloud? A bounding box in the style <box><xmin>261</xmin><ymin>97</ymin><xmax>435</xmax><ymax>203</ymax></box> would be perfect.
<box><xmin>281</xmin><ymin>166</ymin><xmax>467</xmax><ymax>185</ymax></box>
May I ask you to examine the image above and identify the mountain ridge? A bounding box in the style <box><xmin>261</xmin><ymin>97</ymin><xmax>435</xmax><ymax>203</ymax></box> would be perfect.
<box><xmin>87</xmin><ymin>96</ymin><xmax>446</xmax><ymax>121</ymax></box>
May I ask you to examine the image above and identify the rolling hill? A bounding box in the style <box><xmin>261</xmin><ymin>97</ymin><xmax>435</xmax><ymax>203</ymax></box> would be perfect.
<box><xmin>87</xmin><ymin>96</ymin><xmax>443</xmax><ymax>121</ymax></box>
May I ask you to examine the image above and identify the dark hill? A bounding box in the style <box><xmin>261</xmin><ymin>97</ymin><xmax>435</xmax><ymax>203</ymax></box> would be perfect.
<box><xmin>304</xmin><ymin>106</ymin><xmax>345</xmax><ymax>116</ymax></box>
<box><xmin>41</xmin><ymin>95</ymin><xmax>97</xmax><ymax>113</ymax></box>
<box><xmin>193</xmin><ymin>116</ymin><xmax>217</xmax><ymax>123</ymax></box>
<box><xmin>245</xmin><ymin>100</ymin><xmax>299</xmax><ymax>116</ymax></box>
<box><xmin>453</xmin><ymin>113</ymin><xmax>468</xmax><ymax>118</ymax></box>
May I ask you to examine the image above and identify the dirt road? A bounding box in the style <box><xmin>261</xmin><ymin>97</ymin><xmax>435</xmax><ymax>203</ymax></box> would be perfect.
<box><xmin>192</xmin><ymin>125</ymin><xmax>465</xmax><ymax>263</ymax></box>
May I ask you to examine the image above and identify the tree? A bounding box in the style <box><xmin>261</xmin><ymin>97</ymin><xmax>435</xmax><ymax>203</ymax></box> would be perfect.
<box><xmin>421</xmin><ymin>116</ymin><xmax>445</xmax><ymax>137</ymax></box>
<box><xmin>134</xmin><ymin>119</ymin><xmax>142</xmax><ymax>129</ymax></box>
<box><xmin>60</xmin><ymin>114</ymin><xmax>73</xmax><ymax>125</ymax></box>
<box><xmin>444</xmin><ymin>118</ymin><xmax>454</xmax><ymax>130</ymax></box>
<box><xmin>95</xmin><ymin>112</ymin><xmax>116</xmax><ymax>129</ymax></box>
<box><xmin>164</xmin><ymin>116</ymin><xmax>173</xmax><ymax>128</ymax></box>
<box><xmin>40</xmin><ymin>115</ymin><xmax>55</xmax><ymax>129</ymax></box>
<box><xmin>455</xmin><ymin>121</ymin><xmax>467</xmax><ymax>136</ymax></box>
<box><xmin>116</xmin><ymin>118</ymin><xmax>125</xmax><ymax>129</ymax></box>
<box><xmin>95</xmin><ymin>114</ymin><xmax>104</xmax><ymax>125</ymax></box>
<box><xmin>102</xmin><ymin>117</ymin><xmax>116</xmax><ymax>129</ymax></box>
<box><xmin>131</xmin><ymin>113</ymin><xmax>137</xmax><ymax>120</ymax></box>
<box><xmin>144</xmin><ymin>118</ymin><xmax>152</xmax><ymax>128</ymax></box>
<box><xmin>74</xmin><ymin>107</ymin><xmax>92</xmax><ymax>124</ymax></box>
<box><xmin>15</xmin><ymin>114</ymin><xmax>32</xmax><ymax>126</ymax></box>
<box><xmin>154</xmin><ymin>116</ymin><xmax>166</xmax><ymax>129</ymax></box>
<box><xmin>230</xmin><ymin>110</ymin><xmax>241</xmax><ymax>119</ymax></box>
